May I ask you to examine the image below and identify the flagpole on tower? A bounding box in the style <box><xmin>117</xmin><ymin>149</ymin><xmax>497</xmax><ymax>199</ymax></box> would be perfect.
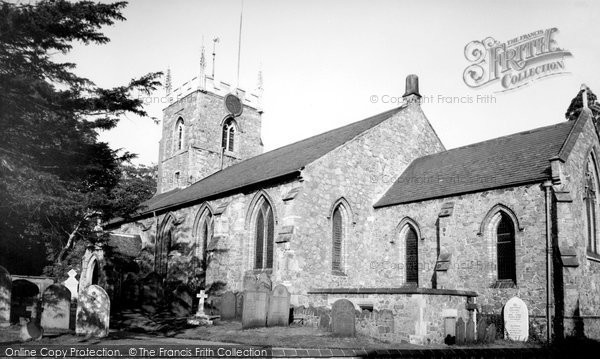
<box><xmin>236</xmin><ymin>0</ymin><xmax>244</xmax><ymax>90</ymax></box>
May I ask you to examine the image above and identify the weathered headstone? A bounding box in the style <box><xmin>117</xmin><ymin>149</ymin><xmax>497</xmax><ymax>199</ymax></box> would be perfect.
<box><xmin>477</xmin><ymin>317</ymin><xmax>487</xmax><ymax>342</ymax></box>
<box><xmin>63</xmin><ymin>269</ymin><xmax>79</xmax><ymax>300</ymax></box>
<box><xmin>331</xmin><ymin>299</ymin><xmax>355</xmax><ymax>337</ymax></box>
<box><xmin>319</xmin><ymin>313</ymin><xmax>331</xmax><ymax>331</ymax></box>
<box><xmin>40</xmin><ymin>284</ymin><xmax>71</xmax><ymax>330</ymax></box>
<box><xmin>0</xmin><ymin>266</ymin><xmax>11</xmax><ymax>327</ymax></box>
<box><xmin>76</xmin><ymin>285</ymin><xmax>110</xmax><ymax>338</ymax></box>
<box><xmin>242</xmin><ymin>287</ymin><xmax>269</xmax><ymax>329</ymax></box>
<box><xmin>503</xmin><ymin>296</ymin><xmax>529</xmax><ymax>341</ymax></box>
<box><xmin>171</xmin><ymin>285</ymin><xmax>193</xmax><ymax>317</ymax></box>
<box><xmin>257</xmin><ymin>273</ymin><xmax>272</xmax><ymax>291</ymax></box>
<box><xmin>220</xmin><ymin>291</ymin><xmax>236</xmax><ymax>320</ymax></box>
<box><xmin>235</xmin><ymin>292</ymin><xmax>244</xmax><ymax>320</ymax></box>
<box><xmin>267</xmin><ymin>284</ymin><xmax>290</xmax><ymax>327</ymax></box>
<box><xmin>484</xmin><ymin>323</ymin><xmax>497</xmax><ymax>343</ymax></box>
<box><xmin>466</xmin><ymin>318</ymin><xmax>475</xmax><ymax>343</ymax></box>
<box><xmin>243</xmin><ymin>273</ymin><xmax>257</xmax><ymax>291</ymax></box>
<box><xmin>455</xmin><ymin>317</ymin><xmax>466</xmax><ymax>345</ymax></box>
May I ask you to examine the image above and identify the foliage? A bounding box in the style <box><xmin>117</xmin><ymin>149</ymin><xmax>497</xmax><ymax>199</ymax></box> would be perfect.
<box><xmin>0</xmin><ymin>0</ymin><xmax>162</xmax><ymax>275</ymax></box>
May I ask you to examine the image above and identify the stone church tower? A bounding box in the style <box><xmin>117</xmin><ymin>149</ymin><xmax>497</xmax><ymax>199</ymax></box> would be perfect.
<box><xmin>157</xmin><ymin>57</ymin><xmax>264</xmax><ymax>194</ymax></box>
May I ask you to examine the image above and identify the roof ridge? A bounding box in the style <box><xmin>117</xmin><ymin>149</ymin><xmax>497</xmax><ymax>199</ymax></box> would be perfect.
<box><xmin>185</xmin><ymin>105</ymin><xmax>406</xmax><ymax>185</ymax></box>
<box><xmin>412</xmin><ymin>121</ymin><xmax>572</xmax><ymax>162</ymax></box>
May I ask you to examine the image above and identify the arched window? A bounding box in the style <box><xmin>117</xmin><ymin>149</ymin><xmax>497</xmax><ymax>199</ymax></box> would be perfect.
<box><xmin>405</xmin><ymin>226</ymin><xmax>419</xmax><ymax>286</ymax></box>
<box><xmin>254</xmin><ymin>199</ymin><xmax>274</xmax><ymax>269</ymax></box>
<box><xmin>194</xmin><ymin>207</ymin><xmax>213</xmax><ymax>269</ymax></box>
<box><xmin>497</xmin><ymin>212</ymin><xmax>516</xmax><ymax>282</ymax></box>
<box><xmin>175</xmin><ymin>117</ymin><xmax>185</xmax><ymax>151</ymax></box>
<box><xmin>585</xmin><ymin>153</ymin><xmax>600</xmax><ymax>255</ymax></box>
<box><xmin>332</xmin><ymin>205</ymin><xmax>344</xmax><ymax>271</ymax></box>
<box><xmin>222</xmin><ymin>118</ymin><xmax>236</xmax><ymax>152</ymax></box>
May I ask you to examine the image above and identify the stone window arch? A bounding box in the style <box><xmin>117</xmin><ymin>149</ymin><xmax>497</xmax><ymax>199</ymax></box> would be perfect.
<box><xmin>329</xmin><ymin>198</ymin><xmax>353</xmax><ymax>274</ymax></box>
<box><xmin>157</xmin><ymin>213</ymin><xmax>177</xmax><ymax>276</ymax></box>
<box><xmin>247</xmin><ymin>194</ymin><xmax>275</xmax><ymax>270</ymax></box>
<box><xmin>222</xmin><ymin>117</ymin><xmax>237</xmax><ymax>152</ymax></box>
<box><xmin>174</xmin><ymin>117</ymin><xmax>185</xmax><ymax>151</ymax></box>
<box><xmin>193</xmin><ymin>204</ymin><xmax>213</xmax><ymax>268</ymax></box>
<box><xmin>397</xmin><ymin>217</ymin><xmax>421</xmax><ymax>287</ymax></box>
<box><xmin>584</xmin><ymin>150</ymin><xmax>600</xmax><ymax>255</ymax></box>
<box><xmin>480</xmin><ymin>204</ymin><xmax>521</xmax><ymax>284</ymax></box>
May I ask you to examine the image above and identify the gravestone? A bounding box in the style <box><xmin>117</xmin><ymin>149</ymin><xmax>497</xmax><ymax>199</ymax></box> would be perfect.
<box><xmin>171</xmin><ymin>285</ymin><xmax>193</xmax><ymax>317</ymax></box>
<box><xmin>76</xmin><ymin>285</ymin><xmax>110</xmax><ymax>338</ymax></box>
<box><xmin>40</xmin><ymin>284</ymin><xmax>71</xmax><ymax>330</ymax></box>
<box><xmin>465</xmin><ymin>318</ymin><xmax>475</xmax><ymax>343</ymax></box>
<box><xmin>141</xmin><ymin>272</ymin><xmax>162</xmax><ymax>313</ymax></box>
<box><xmin>235</xmin><ymin>292</ymin><xmax>244</xmax><ymax>320</ymax></box>
<box><xmin>484</xmin><ymin>323</ymin><xmax>497</xmax><ymax>343</ymax></box>
<box><xmin>257</xmin><ymin>273</ymin><xmax>272</xmax><ymax>291</ymax></box>
<box><xmin>455</xmin><ymin>317</ymin><xmax>465</xmax><ymax>345</ymax></box>
<box><xmin>242</xmin><ymin>287</ymin><xmax>270</xmax><ymax>329</ymax></box>
<box><xmin>503</xmin><ymin>296</ymin><xmax>529</xmax><ymax>341</ymax></box>
<box><xmin>220</xmin><ymin>291</ymin><xmax>236</xmax><ymax>320</ymax></box>
<box><xmin>319</xmin><ymin>313</ymin><xmax>331</xmax><ymax>331</ymax></box>
<box><xmin>0</xmin><ymin>266</ymin><xmax>11</xmax><ymax>327</ymax></box>
<box><xmin>267</xmin><ymin>285</ymin><xmax>290</xmax><ymax>327</ymax></box>
<box><xmin>243</xmin><ymin>273</ymin><xmax>257</xmax><ymax>291</ymax></box>
<box><xmin>63</xmin><ymin>269</ymin><xmax>79</xmax><ymax>300</ymax></box>
<box><xmin>331</xmin><ymin>299</ymin><xmax>355</xmax><ymax>337</ymax></box>
<box><xmin>477</xmin><ymin>317</ymin><xmax>487</xmax><ymax>342</ymax></box>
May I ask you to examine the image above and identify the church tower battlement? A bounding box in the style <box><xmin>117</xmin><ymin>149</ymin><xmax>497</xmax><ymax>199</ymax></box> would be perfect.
<box><xmin>157</xmin><ymin>70</ymin><xmax>264</xmax><ymax>194</ymax></box>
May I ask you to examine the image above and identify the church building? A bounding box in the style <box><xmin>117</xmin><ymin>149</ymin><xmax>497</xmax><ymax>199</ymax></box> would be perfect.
<box><xmin>100</xmin><ymin>67</ymin><xmax>600</xmax><ymax>343</ymax></box>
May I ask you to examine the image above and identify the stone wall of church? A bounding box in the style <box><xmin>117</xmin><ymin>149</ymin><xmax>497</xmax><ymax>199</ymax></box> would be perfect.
<box><xmin>282</xmin><ymin>102</ymin><xmax>445</xmax><ymax>301</ymax></box>
<box><xmin>554</xmin><ymin>114</ymin><xmax>600</xmax><ymax>340</ymax></box>
<box><xmin>371</xmin><ymin>184</ymin><xmax>549</xmax><ymax>337</ymax></box>
<box><xmin>159</xmin><ymin>91</ymin><xmax>263</xmax><ymax>193</ymax></box>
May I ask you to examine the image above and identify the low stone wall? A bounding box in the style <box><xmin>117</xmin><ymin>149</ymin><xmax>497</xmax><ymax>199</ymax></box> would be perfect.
<box><xmin>294</xmin><ymin>288</ymin><xmax>476</xmax><ymax>344</ymax></box>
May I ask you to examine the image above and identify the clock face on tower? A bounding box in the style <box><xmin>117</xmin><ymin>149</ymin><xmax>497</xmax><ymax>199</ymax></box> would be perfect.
<box><xmin>224</xmin><ymin>93</ymin><xmax>243</xmax><ymax>117</ymax></box>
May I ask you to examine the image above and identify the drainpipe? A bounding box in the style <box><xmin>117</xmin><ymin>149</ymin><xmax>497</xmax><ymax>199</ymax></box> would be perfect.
<box><xmin>543</xmin><ymin>180</ymin><xmax>553</xmax><ymax>343</ymax></box>
<box><xmin>153</xmin><ymin>211</ymin><xmax>158</xmax><ymax>273</ymax></box>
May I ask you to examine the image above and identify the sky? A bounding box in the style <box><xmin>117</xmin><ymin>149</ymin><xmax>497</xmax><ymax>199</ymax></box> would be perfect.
<box><xmin>63</xmin><ymin>0</ymin><xmax>600</xmax><ymax>165</ymax></box>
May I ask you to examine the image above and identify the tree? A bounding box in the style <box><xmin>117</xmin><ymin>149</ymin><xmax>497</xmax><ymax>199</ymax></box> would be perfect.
<box><xmin>0</xmin><ymin>0</ymin><xmax>162</xmax><ymax>276</ymax></box>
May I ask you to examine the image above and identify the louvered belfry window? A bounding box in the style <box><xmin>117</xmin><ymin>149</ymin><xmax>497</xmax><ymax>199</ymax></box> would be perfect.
<box><xmin>332</xmin><ymin>206</ymin><xmax>343</xmax><ymax>271</ymax></box>
<box><xmin>405</xmin><ymin>226</ymin><xmax>418</xmax><ymax>286</ymax></box>
<box><xmin>497</xmin><ymin>213</ymin><xmax>516</xmax><ymax>282</ymax></box>
<box><xmin>254</xmin><ymin>200</ymin><xmax>274</xmax><ymax>269</ymax></box>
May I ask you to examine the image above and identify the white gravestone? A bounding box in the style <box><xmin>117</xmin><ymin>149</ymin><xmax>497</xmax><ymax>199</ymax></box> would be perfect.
<box><xmin>503</xmin><ymin>296</ymin><xmax>529</xmax><ymax>341</ymax></box>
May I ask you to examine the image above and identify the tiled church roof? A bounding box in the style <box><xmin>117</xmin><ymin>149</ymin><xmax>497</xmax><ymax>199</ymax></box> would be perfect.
<box><xmin>374</xmin><ymin>120</ymin><xmax>578</xmax><ymax>208</ymax></box>
<box><xmin>139</xmin><ymin>105</ymin><xmax>406</xmax><ymax>215</ymax></box>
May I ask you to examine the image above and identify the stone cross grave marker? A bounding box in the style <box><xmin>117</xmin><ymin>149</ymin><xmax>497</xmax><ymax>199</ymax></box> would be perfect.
<box><xmin>219</xmin><ymin>291</ymin><xmax>236</xmax><ymax>320</ymax></box>
<box><xmin>63</xmin><ymin>269</ymin><xmax>79</xmax><ymax>300</ymax></box>
<box><xmin>76</xmin><ymin>285</ymin><xmax>110</xmax><ymax>338</ymax></box>
<box><xmin>0</xmin><ymin>266</ymin><xmax>12</xmax><ymax>328</ymax></box>
<box><xmin>503</xmin><ymin>296</ymin><xmax>529</xmax><ymax>341</ymax></box>
<box><xmin>196</xmin><ymin>290</ymin><xmax>207</xmax><ymax>316</ymax></box>
<box><xmin>331</xmin><ymin>299</ymin><xmax>355</xmax><ymax>337</ymax></box>
<box><xmin>242</xmin><ymin>286</ymin><xmax>269</xmax><ymax>329</ymax></box>
<box><xmin>465</xmin><ymin>318</ymin><xmax>475</xmax><ymax>343</ymax></box>
<box><xmin>267</xmin><ymin>284</ymin><xmax>290</xmax><ymax>327</ymax></box>
<box><xmin>455</xmin><ymin>317</ymin><xmax>466</xmax><ymax>345</ymax></box>
<box><xmin>41</xmin><ymin>284</ymin><xmax>71</xmax><ymax>331</ymax></box>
